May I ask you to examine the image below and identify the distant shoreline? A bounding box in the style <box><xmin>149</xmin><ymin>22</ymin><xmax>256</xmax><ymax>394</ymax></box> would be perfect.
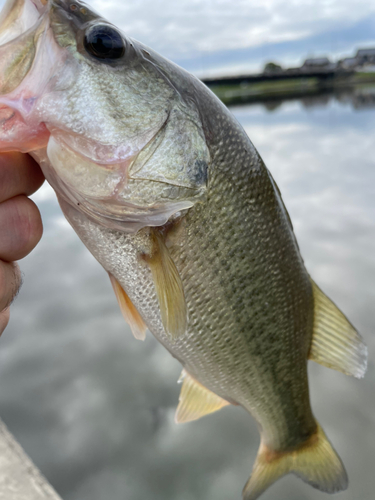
<box><xmin>202</xmin><ymin>72</ymin><xmax>375</xmax><ymax>106</ymax></box>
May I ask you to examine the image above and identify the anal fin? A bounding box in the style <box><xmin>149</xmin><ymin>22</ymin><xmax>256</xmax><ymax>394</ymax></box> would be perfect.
<box><xmin>175</xmin><ymin>370</ymin><xmax>230</xmax><ymax>423</ymax></box>
<box><xmin>309</xmin><ymin>278</ymin><xmax>367</xmax><ymax>378</ymax></box>
<box><xmin>143</xmin><ymin>229</ymin><xmax>187</xmax><ymax>342</ymax></box>
<box><xmin>109</xmin><ymin>273</ymin><xmax>147</xmax><ymax>341</ymax></box>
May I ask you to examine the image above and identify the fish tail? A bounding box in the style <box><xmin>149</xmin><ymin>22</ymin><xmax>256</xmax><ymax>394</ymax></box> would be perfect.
<box><xmin>243</xmin><ymin>422</ymin><xmax>348</xmax><ymax>500</ymax></box>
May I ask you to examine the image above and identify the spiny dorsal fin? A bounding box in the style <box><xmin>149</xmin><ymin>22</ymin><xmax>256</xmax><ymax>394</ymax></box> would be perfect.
<box><xmin>109</xmin><ymin>274</ymin><xmax>147</xmax><ymax>341</ymax></box>
<box><xmin>243</xmin><ymin>422</ymin><xmax>347</xmax><ymax>500</ymax></box>
<box><xmin>143</xmin><ymin>230</ymin><xmax>187</xmax><ymax>342</ymax></box>
<box><xmin>309</xmin><ymin>278</ymin><xmax>367</xmax><ymax>379</ymax></box>
<box><xmin>175</xmin><ymin>370</ymin><xmax>230</xmax><ymax>423</ymax></box>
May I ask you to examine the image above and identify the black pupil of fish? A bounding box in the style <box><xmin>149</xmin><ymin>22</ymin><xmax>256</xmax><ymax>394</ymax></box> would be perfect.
<box><xmin>85</xmin><ymin>27</ymin><xmax>124</xmax><ymax>60</ymax></box>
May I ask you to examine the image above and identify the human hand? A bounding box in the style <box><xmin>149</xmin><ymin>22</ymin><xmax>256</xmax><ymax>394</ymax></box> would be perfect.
<box><xmin>0</xmin><ymin>153</ymin><xmax>44</xmax><ymax>335</ymax></box>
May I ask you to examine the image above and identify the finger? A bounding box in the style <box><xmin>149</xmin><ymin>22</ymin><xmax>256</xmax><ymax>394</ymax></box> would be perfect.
<box><xmin>0</xmin><ymin>153</ymin><xmax>44</xmax><ymax>203</ymax></box>
<box><xmin>0</xmin><ymin>262</ymin><xmax>22</xmax><ymax>312</ymax></box>
<box><xmin>0</xmin><ymin>195</ymin><xmax>43</xmax><ymax>262</ymax></box>
<box><xmin>0</xmin><ymin>309</ymin><xmax>10</xmax><ymax>336</ymax></box>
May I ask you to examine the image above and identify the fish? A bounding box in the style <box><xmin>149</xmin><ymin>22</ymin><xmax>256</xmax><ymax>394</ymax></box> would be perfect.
<box><xmin>0</xmin><ymin>1</ymin><xmax>368</xmax><ymax>498</ymax></box>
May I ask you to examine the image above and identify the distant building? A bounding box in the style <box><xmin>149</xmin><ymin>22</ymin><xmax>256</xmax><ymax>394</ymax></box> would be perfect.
<box><xmin>284</xmin><ymin>67</ymin><xmax>302</xmax><ymax>75</ymax></box>
<box><xmin>303</xmin><ymin>57</ymin><xmax>331</xmax><ymax>68</ymax></box>
<box><xmin>355</xmin><ymin>48</ymin><xmax>375</xmax><ymax>64</ymax></box>
<box><xmin>361</xmin><ymin>64</ymin><xmax>375</xmax><ymax>73</ymax></box>
<box><xmin>340</xmin><ymin>57</ymin><xmax>358</xmax><ymax>69</ymax></box>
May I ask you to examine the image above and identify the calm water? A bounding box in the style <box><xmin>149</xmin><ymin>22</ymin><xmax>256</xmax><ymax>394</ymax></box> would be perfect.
<box><xmin>1</xmin><ymin>90</ymin><xmax>374</xmax><ymax>500</ymax></box>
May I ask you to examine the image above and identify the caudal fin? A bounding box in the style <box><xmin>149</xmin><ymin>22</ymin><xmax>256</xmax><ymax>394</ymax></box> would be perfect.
<box><xmin>243</xmin><ymin>423</ymin><xmax>348</xmax><ymax>500</ymax></box>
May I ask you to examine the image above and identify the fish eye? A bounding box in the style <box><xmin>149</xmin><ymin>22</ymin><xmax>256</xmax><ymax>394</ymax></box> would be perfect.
<box><xmin>84</xmin><ymin>25</ymin><xmax>125</xmax><ymax>61</ymax></box>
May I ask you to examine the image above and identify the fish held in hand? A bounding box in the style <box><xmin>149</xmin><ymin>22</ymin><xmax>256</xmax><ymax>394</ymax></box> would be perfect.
<box><xmin>0</xmin><ymin>1</ymin><xmax>367</xmax><ymax>498</ymax></box>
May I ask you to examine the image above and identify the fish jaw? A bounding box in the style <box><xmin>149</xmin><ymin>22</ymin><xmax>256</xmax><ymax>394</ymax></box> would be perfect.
<box><xmin>0</xmin><ymin>0</ymin><xmax>46</xmax><ymax>47</ymax></box>
<box><xmin>0</xmin><ymin>0</ymin><xmax>64</xmax><ymax>152</ymax></box>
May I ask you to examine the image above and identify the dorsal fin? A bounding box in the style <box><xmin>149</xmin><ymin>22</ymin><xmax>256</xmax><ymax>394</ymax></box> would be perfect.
<box><xmin>109</xmin><ymin>274</ymin><xmax>147</xmax><ymax>341</ymax></box>
<box><xmin>175</xmin><ymin>370</ymin><xmax>230</xmax><ymax>423</ymax></box>
<box><xmin>309</xmin><ymin>279</ymin><xmax>367</xmax><ymax>379</ymax></box>
<box><xmin>143</xmin><ymin>229</ymin><xmax>187</xmax><ymax>342</ymax></box>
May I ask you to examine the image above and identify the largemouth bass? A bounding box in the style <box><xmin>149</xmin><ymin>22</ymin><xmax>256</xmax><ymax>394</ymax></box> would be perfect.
<box><xmin>0</xmin><ymin>1</ymin><xmax>368</xmax><ymax>498</ymax></box>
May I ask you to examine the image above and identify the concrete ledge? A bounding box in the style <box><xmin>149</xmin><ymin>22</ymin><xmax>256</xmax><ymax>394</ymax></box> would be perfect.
<box><xmin>0</xmin><ymin>420</ymin><xmax>62</xmax><ymax>500</ymax></box>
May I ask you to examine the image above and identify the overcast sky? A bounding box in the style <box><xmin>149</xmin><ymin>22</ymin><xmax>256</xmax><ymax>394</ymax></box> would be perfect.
<box><xmin>1</xmin><ymin>0</ymin><xmax>375</xmax><ymax>75</ymax></box>
<box><xmin>88</xmin><ymin>0</ymin><xmax>375</xmax><ymax>75</ymax></box>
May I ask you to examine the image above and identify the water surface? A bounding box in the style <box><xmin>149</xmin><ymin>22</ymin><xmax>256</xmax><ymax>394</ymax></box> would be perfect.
<box><xmin>1</xmin><ymin>92</ymin><xmax>374</xmax><ymax>500</ymax></box>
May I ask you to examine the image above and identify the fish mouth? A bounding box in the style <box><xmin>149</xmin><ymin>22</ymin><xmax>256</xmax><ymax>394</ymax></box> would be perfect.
<box><xmin>0</xmin><ymin>0</ymin><xmax>53</xmax><ymax>151</ymax></box>
<box><xmin>0</xmin><ymin>0</ymin><xmax>47</xmax><ymax>46</ymax></box>
<box><xmin>0</xmin><ymin>0</ymin><xmax>48</xmax><ymax>88</ymax></box>
<box><xmin>0</xmin><ymin>0</ymin><xmax>83</xmax><ymax>152</ymax></box>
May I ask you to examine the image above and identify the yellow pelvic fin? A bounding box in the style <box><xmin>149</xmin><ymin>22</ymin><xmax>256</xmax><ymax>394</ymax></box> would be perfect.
<box><xmin>143</xmin><ymin>230</ymin><xmax>187</xmax><ymax>342</ymax></box>
<box><xmin>309</xmin><ymin>279</ymin><xmax>367</xmax><ymax>378</ymax></box>
<box><xmin>243</xmin><ymin>423</ymin><xmax>348</xmax><ymax>500</ymax></box>
<box><xmin>109</xmin><ymin>274</ymin><xmax>147</xmax><ymax>341</ymax></box>
<box><xmin>175</xmin><ymin>370</ymin><xmax>230</xmax><ymax>424</ymax></box>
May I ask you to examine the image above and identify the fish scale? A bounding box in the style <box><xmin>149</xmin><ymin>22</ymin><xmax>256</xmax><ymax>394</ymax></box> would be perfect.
<box><xmin>172</xmin><ymin>125</ymin><xmax>315</xmax><ymax>450</ymax></box>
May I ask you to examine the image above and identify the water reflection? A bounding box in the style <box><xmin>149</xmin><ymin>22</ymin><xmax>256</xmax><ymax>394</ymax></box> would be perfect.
<box><xmin>0</xmin><ymin>93</ymin><xmax>374</xmax><ymax>500</ymax></box>
<box><xmin>245</xmin><ymin>84</ymin><xmax>375</xmax><ymax>112</ymax></box>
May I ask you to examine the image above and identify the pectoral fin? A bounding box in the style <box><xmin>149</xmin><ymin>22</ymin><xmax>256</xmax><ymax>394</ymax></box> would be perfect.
<box><xmin>143</xmin><ymin>230</ymin><xmax>187</xmax><ymax>341</ymax></box>
<box><xmin>309</xmin><ymin>278</ymin><xmax>367</xmax><ymax>378</ymax></box>
<box><xmin>109</xmin><ymin>274</ymin><xmax>147</xmax><ymax>341</ymax></box>
<box><xmin>175</xmin><ymin>370</ymin><xmax>230</xmax><ymax>423</ymax></box>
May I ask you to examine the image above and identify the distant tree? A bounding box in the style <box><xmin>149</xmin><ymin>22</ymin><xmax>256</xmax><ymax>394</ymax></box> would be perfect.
<box><xmin>264</xmin><ymin>62</ymin><xmax>283</xmax><ymax>73</ymax></box>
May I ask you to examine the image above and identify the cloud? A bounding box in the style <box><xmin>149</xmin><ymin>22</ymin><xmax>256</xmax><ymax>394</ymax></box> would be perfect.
<box><xmin>86</xmin><ymin>0</ymin><xmax>375</xmax><ymax>69</ymax></box>
<box><xmin>1</xmin><ymin>0</ymin><xmax>375</xmax><ymax>75</ymax></box>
